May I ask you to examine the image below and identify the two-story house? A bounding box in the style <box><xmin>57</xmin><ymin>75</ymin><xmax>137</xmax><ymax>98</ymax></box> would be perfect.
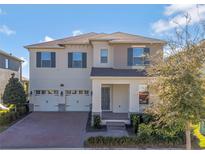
<box><xmin>0</xmin><ymin>49</ymin><xmax>23</xmax><ymax>103</ymax></box>
<box><xmin>25</xmin><ymin>32</ymin><xmax>165</xmax><ymax>125</ymax></box>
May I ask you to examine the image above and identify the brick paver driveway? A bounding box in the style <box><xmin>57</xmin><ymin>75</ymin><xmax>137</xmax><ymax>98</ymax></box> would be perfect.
<box><xmin>0</xmin><ymin>112</ymin><xmax>88</xmax><ymax>149</ymax></box>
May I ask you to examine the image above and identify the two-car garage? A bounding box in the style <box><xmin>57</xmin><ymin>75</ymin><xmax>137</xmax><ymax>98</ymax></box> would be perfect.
<box><xmin>32</xmin><ymin>89</ymin><xmax>91</xmax><ymax>112</ymax></box>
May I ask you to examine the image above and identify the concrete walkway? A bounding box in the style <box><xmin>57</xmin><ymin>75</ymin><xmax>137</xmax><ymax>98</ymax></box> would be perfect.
<box><xmin>0</xmin><ymin>112</ymin><xmax>88</xmax><ymax>149</ymax></box>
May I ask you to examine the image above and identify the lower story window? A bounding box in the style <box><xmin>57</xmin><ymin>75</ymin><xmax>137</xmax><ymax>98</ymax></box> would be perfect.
<box><xmin>35</xmin><ymin>90</ymin><xmax>41</xmax><ymax>95</ymax></box>
<box><xmin>54</xmin><ymin>90</ymin><xmax>59</xmax><ymax>95</ymax></box>
<box><xmin>65</xmin><ymin>89</ymin><xmax>89</xmax><ymax>95</ymax></box>
<box><xmin>139</xmin><ymin>91</ymin><xmax>149</xmax><ymax>104</ymax></box>
<box><xmin>41</xmin><ymin>90</ymin><xmax>46</xmax><ymax>94</ymax></box>
<box><xmin>72</xmin><ymin>90</ymin><xmax>77</xmax><ymax>94</ymax></box>
<box><xmin>47</xmin><ymin>90</ymin><xmax>54</xmax><ymax>94</ymax></box>
<box><xmin>139</xmin><ymin>85</ymin><xmax>149</xmax><ymax>104</ymax></box>
<box><xmin>65</xmin><ymin>90</ymin><xmax>71</xmax><ymax>95</ymax></box>
<box><xmin>79</xmin><ymin>90</ymin><xmax>84</xmax><ymax>94</ymax></box>
<box><xmin>34</xmin><ymin>90</ymin><xmax>58</xmax><ymax>96</ymax></box>
<box><xmin>84</xmin><ymin>90</ymin><xmax>89</xmax><ymax>95</ymax></box>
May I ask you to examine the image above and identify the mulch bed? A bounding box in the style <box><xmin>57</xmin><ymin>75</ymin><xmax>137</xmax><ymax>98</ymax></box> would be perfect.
<box><xmin>86</xmin><ymin>111</ymin><xmax>107</xmax><ymax>132</ymax></box>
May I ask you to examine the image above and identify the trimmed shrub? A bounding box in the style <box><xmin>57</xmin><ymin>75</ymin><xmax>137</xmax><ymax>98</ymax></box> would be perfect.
<box><xmin>15</xmin><ymin>111</ymin><xmax>20</xmax><ymax>119</ymax></box>
<box><xmin>140</xmin><ymin>114</ymin><xmax>153</xmax><ymax>124</ymax></box>
<box><xmin>9</xmin><ymin>111</ymin><xmax>17</xmax><ymax>122</ymax></box>
<box><xmin>130</xmin><ymin>114</ymin><xmax>140</xmax><ymax>134</ymax></box>
<box><xmin>85</xmin><ymin>136</ymin><xmax>140</xmax><ymax>147</ymax></box>
<box><xmin>0</xmin><ymin>104</ymin><xmax>28</xmax><ymax>126</ymax></box>
<box><xmin>93</xmin><ymin>115</ymin><xmax>101</xmax><ymax>129</ymax></box>
<box><xmin>17</xmin><ymin>106</ymin><xmax>27</xmax><ymax>116</ymax></box>
<box><xmin>85</xmin><ymin>127</ymin><xmax>185</xmax><ymax>147</ymax></box>
<box><xmin>137</xmin><ymin>123</ymin><xmax>185</xmax><ymax>145</ymax></box>
<box><xmin>137</xmin><ymin>123</ymin><xmax>154</xmax><ymax>143</ymax></box>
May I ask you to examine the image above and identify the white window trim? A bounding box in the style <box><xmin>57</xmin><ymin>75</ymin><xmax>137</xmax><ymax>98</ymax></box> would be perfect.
<box><xmin>132</xmin><ymin>47</ymin><xmax>145</xmax><ymax>66</ymax></box>
<box><xmin>100</xmin><ymin>49</ymin><xmax>108</xmax><ymax>64</ymax></box>
<box><xmin>41</xmin><ymin>52</ymin><xmax>52</xmax><ymax>67</ymax></box>
<box><xmin>5</xmin><ymin>59</ymin><xmax>9</xmax><ymax>69</ymax></box>
<box><xmin>72</xmin><ymin>52</ymin><xmax>83</xmax><ymax>68</ymax></box>
<box><xmin>101</xmin><ymin>85</ymin><xmax>112</xmax><ymax>111</ymax></box>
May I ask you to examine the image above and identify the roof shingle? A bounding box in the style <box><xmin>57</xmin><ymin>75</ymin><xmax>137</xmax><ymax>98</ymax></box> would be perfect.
<box><xmin>90</xmin><ymin>67</ymin><xmax>147</xmax><ymax>77</ymax></box>
<box><xmin>25</xmin><ymin>32</ymin><xmax>166</xmax><ymax>49</ymax></box>
<box><xmin>0</xmin><ymin>49</ymin><xmax>23</xmax><ymax>62</ymax></box>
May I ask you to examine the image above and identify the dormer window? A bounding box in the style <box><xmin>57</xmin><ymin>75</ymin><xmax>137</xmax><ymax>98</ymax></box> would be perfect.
<box><xmin>100</xmin><ymin>49</ymin><xmax>108</xmax><ymax>63</ymax></box>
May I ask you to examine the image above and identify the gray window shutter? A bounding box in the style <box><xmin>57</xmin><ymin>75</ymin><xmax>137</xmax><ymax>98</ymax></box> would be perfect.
<box><xmin>51</xmin><ymin>52</ymin><xmax>56</xmax><ymax>67</ymax></box>
<box><xmin>127</xmin><ymin>48</ymin><xmax>133</xmax><ymax>66</ymax></box>
<box><xmin>68</xmin><ymin>53</ymin><xmax>73</xmax><ymax>68</ymax></box>
<box><xmin>82</xmin><ymin>53</ymin><xmax>87</xmax><ymax>68</ymax></box>
<box><xmin>144</xmin><ymin>48</ymin><xmax>150</xmax><ymax>54</ymax></box>
<box><xmin>144</xmin><ymin>48</ymin><xmax>150</xmax><ymax>65</ymax></box>
<box><xmin>36</xmin><ymin>52</ymin><xmax>41</xmax><ymax>67</ymax></box>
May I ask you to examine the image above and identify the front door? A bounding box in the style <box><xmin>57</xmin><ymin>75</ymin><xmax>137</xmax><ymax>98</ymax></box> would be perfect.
<box><xmin>101</xmin><ymin>87</ymin><xmax>110</xmax><ymax>111</ymax></box>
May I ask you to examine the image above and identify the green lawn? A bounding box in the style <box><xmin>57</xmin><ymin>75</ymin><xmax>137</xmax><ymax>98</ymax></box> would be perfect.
<box><xmin>0</xmin><ymin>125</ymin><xmax>9</xmax><ymax>133</ymax></box>
<box><xmin>193</xmin><ymin>125</ymin><xmax>205</xmax><ymax>149</ymax></box>
<box><xmin>0</xmin><ymin>112</ymin><xmax>30</xmax><ymax>134</ymax></box>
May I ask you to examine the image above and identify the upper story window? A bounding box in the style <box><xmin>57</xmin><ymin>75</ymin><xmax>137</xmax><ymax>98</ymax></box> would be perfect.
<box><xmin>68</xmin><ymin>52</ymin><xmax>87</xmax><ymax>68</ymax></box>
<box><xmin>5</xmin><ymin>59</ymin><xmax>9</xmax><ymax>69</ymax></box>
<box><xmin>41</xmin><ymin>52</ymin><xmax>51</xmax><ymax>67</ymax></box>
<box><xmin>100</xmin><ymin>49</ymin><xmax>108</xmax><ymax>63</ymax></box>
<box><xmin>133</xmin><ymin>48</ymin><xmax>144</xmax><ymax>65</ymax></box>
<box><xmin>36</xmin><ymin>52</ymin><xmax>56</xmax><ymax>68</ymax></box>
<box><xmin>128</xmin><ymin>47</ymin><xmax>150</xmax><ymax>66</ymax></box>
<box><xmin>73</xmin><ymin>52</ymin><xmax>82</xmax><ymax>68</ymax></box>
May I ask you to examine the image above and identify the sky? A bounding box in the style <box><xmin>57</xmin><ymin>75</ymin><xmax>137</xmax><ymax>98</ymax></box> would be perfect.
<box><xmin>0</xmin><ymin>4</ymin><xmax>204</xmax><ymax>79</ymax></box>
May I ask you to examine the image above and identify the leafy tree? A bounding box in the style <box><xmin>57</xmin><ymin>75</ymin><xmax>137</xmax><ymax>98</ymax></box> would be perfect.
<box><xmin>146</xmin><ymin>14</ymin><xmax>205</xmax><ymax>149</ymax></box>
<box><xmin>3</xmin><ymin>73</ymin><xmax>26</xmax><ymax>106</ymax></box>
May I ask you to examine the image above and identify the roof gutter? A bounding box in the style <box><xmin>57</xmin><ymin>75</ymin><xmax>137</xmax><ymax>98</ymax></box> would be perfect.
<box><xmin>0</xmin><ymin>50</ymin><xmax>23</xmax><ymax>62</ymax></box>
<box><xmin>90</xmin><ymin>76</ymin><xmax>154</xmax><ymax>80</ymax></box>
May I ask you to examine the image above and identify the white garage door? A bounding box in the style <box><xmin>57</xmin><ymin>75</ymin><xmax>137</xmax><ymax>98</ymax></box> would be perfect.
<box><xmin>33</xmin><ymin>90</ymin><xmax>59</xmax><ymax>111</ymax></box>
<box><xmin>65</xmin><ymin>90</ymin><xmax>91</xmax><ymax>111</ymax></box>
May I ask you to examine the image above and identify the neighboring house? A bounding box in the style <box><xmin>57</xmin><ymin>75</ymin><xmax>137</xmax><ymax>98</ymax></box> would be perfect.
<box><xmin>22</xmin><ymin>76</ymin><xmax>29</xmax><ymax>97</ymax></box>
<box><xmin>0</xmin><ymin>49</ymin><xmax>23</xmax><ymax>103</ymax></box>
<box><xmin>25</xmin><ymin>32</ymin><xmax>165</xmax><ymax>125</ymax></box>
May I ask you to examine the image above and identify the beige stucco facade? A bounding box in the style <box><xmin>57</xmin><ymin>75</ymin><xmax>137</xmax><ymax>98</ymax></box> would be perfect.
<box><xmin>0</xmin><ymin>50</ymin><xmax>22</xmax><ymax>103</ymax></box>
<box><xmin>27</xmin><ymin>32</ymin><xmax>165</xmax><ymax>124</ymax></box>
<box><xmin>29</xmin><ymin>45</ymin><xmax>93</xmax><ymax>111</ymax></box>
<box><xmin>91</xmin><ymin>77</ymin><xmax>157</xmax><ymax>112</ymax></box>
<box><xmin>112</xmin><ymin>44</ymin><xmax>163</xmax><ymax>69</ymax></box>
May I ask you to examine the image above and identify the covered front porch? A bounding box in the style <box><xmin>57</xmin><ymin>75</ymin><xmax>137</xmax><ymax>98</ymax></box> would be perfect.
<box><xmin>91</xmin><ymin>77</ymin><xmax>149</xmax><ymax>125</ymax></box>
<box><xmin>102</xmin><ymin>111</ymin><xmax>129</xmax><ymax>120</ymax></box>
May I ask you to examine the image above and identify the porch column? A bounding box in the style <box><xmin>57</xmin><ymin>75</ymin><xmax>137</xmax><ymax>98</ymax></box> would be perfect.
<box><xmin>129</xmin><ymin>82</ymin><xmax>139</xmax><ymax>115</ymax></box>
<box><xmin>92</xmin><ymin>79</ymin><xmax>102</xmax><ymax>118</ymax></box>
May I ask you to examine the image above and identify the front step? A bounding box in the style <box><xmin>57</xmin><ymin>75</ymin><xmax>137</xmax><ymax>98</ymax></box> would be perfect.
<box><xmin>106</xmin><ymin>121</ymin><xmax>126</xmax><ymax>130</ymax></box>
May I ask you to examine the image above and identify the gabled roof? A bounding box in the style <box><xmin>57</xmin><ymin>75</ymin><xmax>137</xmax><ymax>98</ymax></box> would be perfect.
<box><xmin>90</xmin><ymin>32</ymin><xmax>165</xmax><ymax>44</ymax></box>
<box><xmin>0</xmin><ymin>49</ymin><xmax>23</xmax><ymax>62</ymax></box>
<box><xmin>25</xmin><ymin>32</ymin><xmax>166</xmax><ymax>49</ymax></box>
<box><xmin>90</xmin><ymin>67</ymin><xmax>147</xmax><ymax>77</ymax></box>
<box><xmin>24</xmin><ymin>33</ymin><xmax>106</xmax><ymax>49</ymax></box>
